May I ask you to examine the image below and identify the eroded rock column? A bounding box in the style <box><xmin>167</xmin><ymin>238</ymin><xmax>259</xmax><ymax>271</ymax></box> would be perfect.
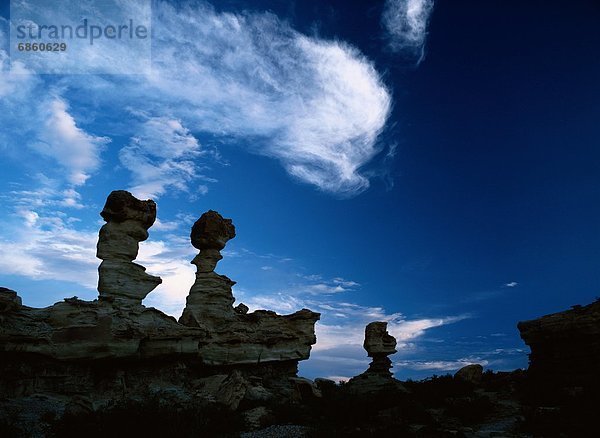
<box><xmin>347</xmin><ymin>321</ymin><xmax>406</xmax><ymax>394</ymax></box>
<box><xmin>364</xmin><ymin>321</ymin><xmax>397</xmax><ymax>376</ymax></box>
<box><xmin>96</xmin><ymin>190</ymin><xmax>162</xmax><ymax>306</ymax></box>
<box><xmin>180</xmin><ymin>210</ymin><xmax>236</xmax><ymax>327</ymax></box>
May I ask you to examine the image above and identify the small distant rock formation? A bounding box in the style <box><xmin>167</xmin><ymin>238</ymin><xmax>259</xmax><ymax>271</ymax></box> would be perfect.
<box><xmin>347</xmin><ymin>322</ymin><xmax>406</xmax><ymax>394</ymax></box>
<box><xmin>97</xmin><ymin>190</ymin><xmax>162</xmax><ymax>305</ymax></box>
<box><xmin>454</xmin><ymin>363</ymin><xmax>484</xmax><ymax>385</ymax></box>
<box><xmin>518</xmin><ymin>299</ymin><xmax>600</xmax><ymax>386</ymax></box>
<box><xmin>364</xmin><ymin>321</ymin><xmax>397</xmax><ymax>375</ymax></box>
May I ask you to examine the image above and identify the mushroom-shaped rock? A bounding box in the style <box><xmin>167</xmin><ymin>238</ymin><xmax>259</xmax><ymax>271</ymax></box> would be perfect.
<box><xmin>0</xmin><ymin>190</ymin><xmax>319</xmax><ymax>374</ymax></box>
<box><xmin>347</xmin><ymin>321</ymin><xmax>406</xmax><ymax>394</ymax></box>
<box><xmin>96</xmin><ymin>190</ymin><xmax>161</xmax><ymax>305</ymax></box>
<box><xmin>180</xmin><ymin>210</ymin><xmax>237</xmax><ymax>327</ymax></box>
<box><xmin>364</xmin><ymin>321</ymin><xmax>397</xmax><ymax>357</ymax></box>
<box><xmin>180</xmin><ymin>210</ymin><xmax>320</xmax><ymax>365</ymax></box>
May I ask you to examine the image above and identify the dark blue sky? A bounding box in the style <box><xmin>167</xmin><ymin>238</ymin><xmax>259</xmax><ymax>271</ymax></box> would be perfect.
<box><xmin>0</xmin><ymin>0</ymin><xmax>598</xmax><ymax>379</ymax></box>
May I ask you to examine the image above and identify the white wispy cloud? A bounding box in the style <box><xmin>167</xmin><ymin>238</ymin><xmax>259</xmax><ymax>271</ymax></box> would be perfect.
<box><xmin>31</xmin><ymin>98</ymin><xmax>110</xmax><ymax>186</ymax></box>
<box><xmin>382</xmin><ymin>0</ymin><xmax>434</xmax><ymax>63</ymax></box>
<box><xmin>314</xmin><ymin>312</ymin><xmax>469</xmax><ymax>351</ymax></box>
<box><xmin>152</xmin><ymin>218</ymin><xmax>182</xmax><ymax>232</ymax></box>
<box><xmin>395</xmin><ymin>346</ymin><xmax>527</xmax><ymax>375</ymax></box>
<box><xmin>119</xmin><ymin>117</ymin><xmax>203</xmax><ymax>199</ymax></box>
<box><xmin>504</xmin><ymin>281</ymin><xmax>518</xmax><ymax>287</ymax></box>
<box><xmin>0</xmin><ymin>54</ymin><xmax>37</xmax><ymax>99</ymax></box>
<box><xmin>58</xmin><ymin>188</ymin><xmax>85</xmax><ymax>209</ymax></box>
<box><xmin>0</xmin><ymin>200</ymin><xmax>198</xmax><ymax>313</ymax></box>
<box><xmin>2</xmin><ymin>1</ymin><xmax>392</xmax><ymax>197</ymax></box>
<box><xmin>144</xmin><ymin>1</ymin><xmax>392</xmax><ymax>196</ymax></box>
<box><xmin>0</xmin><ymin>210</ymin><xmax>98</xmax><ymax>289</ymax></box>
<box><xmin>2</xmin><ymin>178</ymin><xmax>86</xmax><ymax>212</ymax></box>
<box><xmin>306</xmin><ymin>283</ymin><xmax>348</xmax><ymax>294</ymax></box>
<box><xmin>396</xmin><ymin>357</ymin><xmax>489</xmax><ymax>372</ymax></box>
<box><xmin>0</xmin><ymin>21</ymin><xmax>38</xmax><ymax>99</ymax></box>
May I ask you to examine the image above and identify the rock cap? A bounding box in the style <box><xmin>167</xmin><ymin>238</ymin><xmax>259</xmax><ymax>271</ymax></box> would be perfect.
<box><xmin>364</xmin><ymin>321</ymin><xmax>397</xmax><ymax>357</ymax></box>
<box><xmin>100</xmin><ymin>190</ymin><xmax>156</xmax><ymax>229</ymax></box>
<box><xmin>191</xmin><ymin>210</ymin><xmax>236</xmax><ymax>250</ymax></box>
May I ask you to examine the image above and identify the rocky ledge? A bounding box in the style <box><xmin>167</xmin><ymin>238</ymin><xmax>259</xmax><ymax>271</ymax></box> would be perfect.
<box><xmin>518</xmin><ymin>299</ymin><xmax>600</xmax><ymax>385</ymax></box>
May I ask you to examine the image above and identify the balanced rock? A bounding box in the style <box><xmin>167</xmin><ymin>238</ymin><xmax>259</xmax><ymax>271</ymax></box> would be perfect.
<box><xmin>364</xmin><ymin>321</ymin><xmax>397</xmax><ymax>375</ymax></box>
<box><xmin>96</xmin><ymin>190</ymin><xmax>162</xmax><ymax>305</ymax></box>
<box><xmin>100</xmin><ymin>189</ymin><xmax>157</xmax><ymax>228</ymax></box>
<box><xmin>180</xmin><ymin>209</ymin><xmax>320</xmax><ymax>365</ymax></box>
<box><xmin>180</xmin><ymin>210</ymin><xmax>237</xmax><ymax>326</ymax></box>
<box><xmin>347</xmin><ymin>322</ymin><xmax>406</xmax><ymax>394</ymax></box>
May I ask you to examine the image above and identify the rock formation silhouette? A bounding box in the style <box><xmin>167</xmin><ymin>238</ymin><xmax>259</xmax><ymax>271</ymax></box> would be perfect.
<box><xmin>1</xmin><ymin>190</ymin><xmax>599</xmax><ymax>436</ymax></box>
<box><xmin>97</xmin><ymin>190</ymin><xmax>162</xmax><ymax>305</ymax></box>
<box><xmin>180</xmin><ymin>210</ymin><xmax>238</xmax><ymax>326</ymax></box>
<box><xmin>518</xmin><ymin>299</ymin><xmax>600</xmax><ymax>386</ymax></box>
<box><xmin>0</xmin><ymin>190</ymin><xmax>319</xmax><ymax>363</ymax></box>
<box><xmin>346</xmin><ymin>321</ymin><xmax>407</xmax><ymax>394</ymax></box>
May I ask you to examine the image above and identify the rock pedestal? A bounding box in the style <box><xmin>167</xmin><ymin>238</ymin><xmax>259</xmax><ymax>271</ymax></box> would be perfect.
<box><xmin>347</xmin><ymin>321</ymin><xmax>406</xmax><ymax>394</ymax></box>
<box><xmin>96</xmin><ymin>190</ymin><xmax>162</xmax><ymax>305</ymax></box>
<box><xmin>180</xmin><ymin>210</ymin><xmax>236</xmax><ymax>327</ymax></box>
<box><xmin>178</xmin><ymin>210</ymin><xmax>320</xmax><ymax>365</ymax></box>
<box><xmin>364</xmin><ymin>321</ymin><xmax>397</xmax><ymax>376</ymax></box>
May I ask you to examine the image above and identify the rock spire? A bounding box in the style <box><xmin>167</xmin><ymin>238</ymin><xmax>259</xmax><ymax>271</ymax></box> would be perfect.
<box><xmin>180</xmin><ymin>210</ymin><xmax>237</xmax><ymax>326</ymax></box>
<box><xmin>347</xmin><ymin>321</ymin><xmax>406</xmax><ymax>394</ymax></box>
<box><xmin>96</xmin><ymin>190</ymin><xmax>162</xmax><ymax>305</ymax></box>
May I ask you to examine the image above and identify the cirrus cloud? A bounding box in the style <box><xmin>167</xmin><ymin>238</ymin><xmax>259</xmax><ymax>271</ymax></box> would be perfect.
<box><xmin>382</xmin><ymin>0</ymin><xmax>434</xmax><ymax>64</ymax></box>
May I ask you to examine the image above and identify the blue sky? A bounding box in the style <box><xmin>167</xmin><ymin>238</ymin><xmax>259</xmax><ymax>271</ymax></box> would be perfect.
<box><xmin>0</xmin><ymin>0</ymin><xmax>599</xmax><ymax>381</ymax></box>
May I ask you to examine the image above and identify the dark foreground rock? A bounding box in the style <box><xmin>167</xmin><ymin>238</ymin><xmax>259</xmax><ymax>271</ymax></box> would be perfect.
<box><xmin>518</xmin><ymin>299</ymin><xmax>600</xmax><ymax>386</ymax></box>
<box><xmin>518</xmin><ymin>299</ymin><xmax>600</xmax><ymax>436</ymax></box>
